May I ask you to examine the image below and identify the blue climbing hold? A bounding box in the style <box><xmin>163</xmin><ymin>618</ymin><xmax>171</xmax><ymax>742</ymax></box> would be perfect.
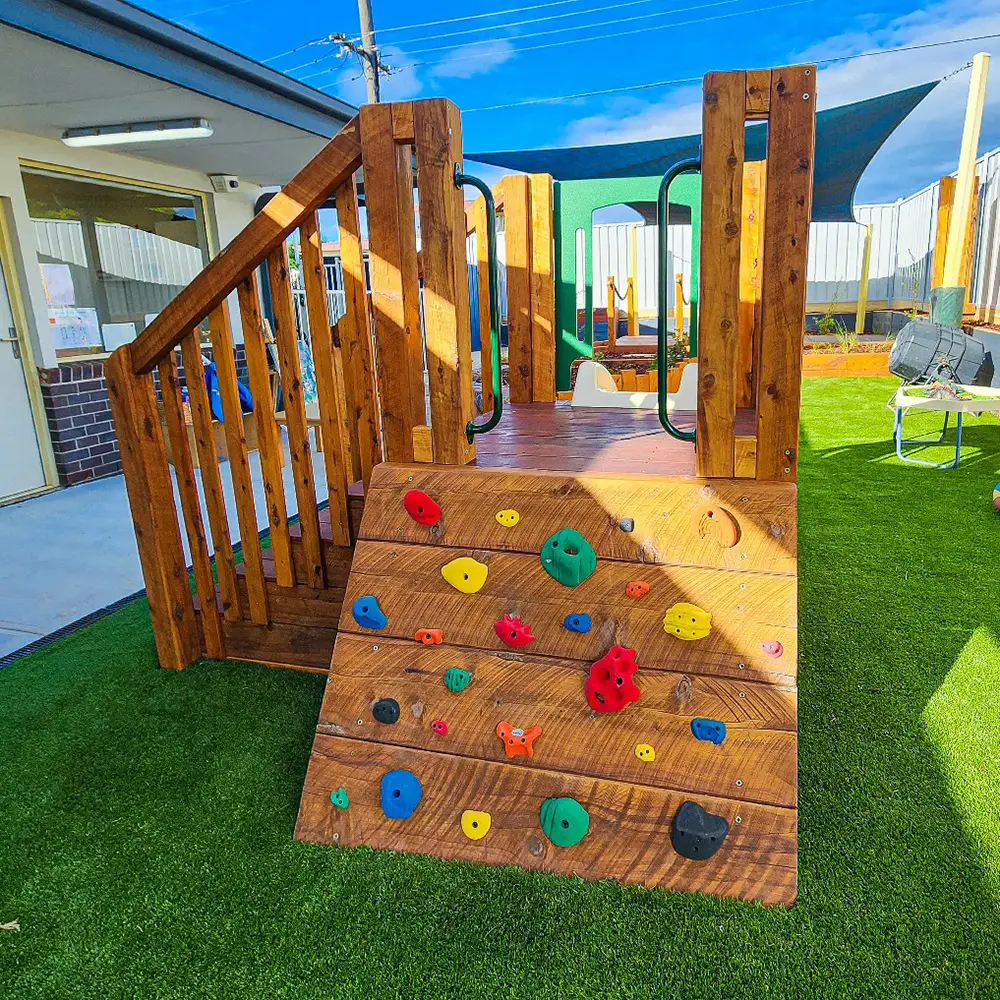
<box><xmin>691</xmin><ymin>718</ymin><xmax>727</xmax><ymax>745</ymax></box>
<box><xmin>352</xmin><ymin>595</ymin><xmax>387</xmax><ymax>630</ymax></box>
<box><xmin>563</xmin><ymin>612</ymin><xmax>592</xmax><ymax>633</ymax></box>
<box><xmin>380</xmin><ymin>769</ymin><xmax>423</xmax><ymax>820</ymax></box>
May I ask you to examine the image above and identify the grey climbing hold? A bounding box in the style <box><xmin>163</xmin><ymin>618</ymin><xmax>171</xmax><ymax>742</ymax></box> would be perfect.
<box><xmin>619</xmin><ymin>517</ymin><xmax>635</xmax><ymax>532</ymax></box>
<box><xmin>372</xmin><ymin>698</ymin><xmax>400</xmax><ymax>725</ymax></box>
<box><xmin>671</xmin><ymin>801</ymin><xmax>729</xmax><ymax>860</ymax></box>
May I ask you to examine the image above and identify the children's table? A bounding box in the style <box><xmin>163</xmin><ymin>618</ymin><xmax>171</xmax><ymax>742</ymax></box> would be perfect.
<box><xmin>893</xmin><ymin>384</ymin><xmax>1000</xmax><ymax>469</ymax></box>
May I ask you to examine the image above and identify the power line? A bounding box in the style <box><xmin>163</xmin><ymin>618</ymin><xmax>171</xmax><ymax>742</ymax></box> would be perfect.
<box><xmin>370</xmin><ymin>0</ymin><xmax>615</xmax><ymax>37</ymax></box>
<box><xmin>400</xmin><ymin>0</ymin><xmax>752</xmax><ymax>57</ymax></box>
<box><xmin>399</xmin><ymin>0</ymin><xmax>817</xmax><ymax>70</ymax></box>
<box><xmin>461</xmin><ymin>32</ymin><xmax>995</xmax><ymax>113</ymax></box>
<box><xmin>175</xmin><ymin>0</ymin><xmax>253</xmax><ymax>18</ymax></box>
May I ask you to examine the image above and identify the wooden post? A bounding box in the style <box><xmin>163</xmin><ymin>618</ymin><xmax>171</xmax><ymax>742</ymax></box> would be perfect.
<box><xmin>413</xmin><ymin>99</ymin><xmax>477</xmax><ymax>466</ymax></box>
<box><xmin>106</xmin><ymin>345</ymin><xmax>200</xmax><ymax>669</ymax></box>
<box><xmin>626</xmin><ymin>277</ymin><xmax>637</xmax><ymax>336</ymax></box>
<box><xmin>605</xmin><ymin>276</ymin><xmax>617</xmax><ymax>351</ymax></box>
<box><xmin>738</xmin><ymin>160</ymin><xmax>765</xmax><ymax>408</ymax></box>
<box><xmin>855</xmin><ymin>223</ymin><xmax>872</xmax><ymax>338</ymax></box>
<box><xmin>529</xmin><ymin>173</ymin><xmax>556</xmax><ymax>402</ymax></box>
<box><xmin>943</xmin><ymin>53</ymin><xmax>990</xmax><ymax>288</ymax></box>
<box><xmin>471</xmin><ymin>195</ymin><xmax>494</xmax><ymax>413</ymax></box>
<box><xmin>696</xmin><ymin>69</ymin><xmax>745</xmax><ymax>478</ymax></box>
<box><xmin>503</xmin><ymin>174</ymin><xmax>533</xmax><ymax>403</ymax></box>
<box><xmin>674</xmin><ymin>273</ymin><xmax>685</xmax><ymax>341</ymax></box>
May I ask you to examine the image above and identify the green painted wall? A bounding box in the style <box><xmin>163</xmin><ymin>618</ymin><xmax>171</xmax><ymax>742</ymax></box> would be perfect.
<box><xmin>552</xmin><ymin>175</ymin><xmax>701</xmax><ymax>391</ymax></box>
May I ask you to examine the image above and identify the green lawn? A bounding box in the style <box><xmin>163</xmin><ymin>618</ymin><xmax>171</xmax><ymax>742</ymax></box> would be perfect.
<box><xmin>2</xmin><ymin>377</ymin><xmax>999</xmax><ymax>999</ymax></box>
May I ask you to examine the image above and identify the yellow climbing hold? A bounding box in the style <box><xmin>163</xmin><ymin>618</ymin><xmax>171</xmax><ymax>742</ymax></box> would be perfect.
<box><xmin>495</xmin><ymin>509</ymin><xmax>520</xmax><ymax>527</ymax></box>
<box><xmin>441</xmin><ymin>556</ymin><xmax>489</xmax><ymax>594</ymax></box>
<box><xmin>663</xmin><ymin>602</ymin><xmax>713</xmax><ymax>640</ymax></box>
<box><xmin>635</xmin><ymin>743</ymin><xmax>656</xmax><ymax>762</ymax></box>
<box><xmin>461</xmin><ymin>809</ymin><xmax>492</xmax><ymax>840</ymax></box>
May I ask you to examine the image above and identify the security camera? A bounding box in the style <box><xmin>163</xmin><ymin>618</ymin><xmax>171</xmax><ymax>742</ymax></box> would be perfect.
<box><xmin>209</xmin><ymin>174</ymin><xmax>240</xmax><ymax>193</ymax></box>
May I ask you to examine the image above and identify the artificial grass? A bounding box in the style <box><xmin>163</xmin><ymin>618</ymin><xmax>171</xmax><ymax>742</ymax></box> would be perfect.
<box><xmin>2</xmin><ymin>376</ymin><xmax>999</xmax><ymax>999</ymax></box>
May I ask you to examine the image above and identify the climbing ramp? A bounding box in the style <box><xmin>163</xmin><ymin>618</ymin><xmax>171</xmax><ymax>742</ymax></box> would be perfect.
<box><xmin>295</xmin><ymin>463</ymin><xmax>798</xmax><ymax>905</ymax></box>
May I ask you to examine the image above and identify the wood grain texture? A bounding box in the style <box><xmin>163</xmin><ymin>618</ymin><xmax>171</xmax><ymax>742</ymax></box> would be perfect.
<box><xmin>295</xmin><ymin>735</ymin><xmax>797</xmax><ymax>904</ymax></box>
<box><xmin>738</xmin><ymin>160</ymin><xmax>766</xmax><ymax>409</ymax></box>
<box><xmin>734</xmin><ymin>435</ymin><xmax>758</xmax><ymax>479</ymax></box>
<box><xmin>471</xmin><ymin>195</ymin><xmax>494</xmax><ymax>414</ymax></box>
<box><xmin>301</xmin><ymin>212</ymin><xmax>352</xmax><ymax>545</ymax></box>
<box><xmin>413</xmin><ymin>99</ymin><xmax>477</xmax><ymax>466</ymax></box>
<box><xmin>131</xmin><ymin>118</ymin><xmax>361</xmax><ymax>374</ymax></box>
<box><xmin>221</xmin><ymin>617</ymin><xmax>335</xmax><ymax>670</ymax></box>
<box><xmin>238</xmin><ymin>271</ymin><xmax>294</xmax><ymax>587</ymax></box>
<box><xmin>335</xmin><ymin>175</ymin><xmax>381</xmax><ymax>488</ymax></box>
<box><xmin>529</xmin><ymin>173</ymin><xmax>556</xmax><ymax>403</ymax></box>
<box><xmin>756</xmin><ymin>65</ymin><xmax>816</xmax><ymax>482</ymax></box>
<box><xmin>158</xmin><ymin>351</ymin><xmax>225</xmax><ymax>659</ymax></box>
<box><xmin>106</xmin><ymin>346</ymin><xmax>201</xmax><ymax>669</ymax></box>
<box><xmin>209</xmin><ymin>302</ymin><xmax>269</xmax><ymax>624</ymax></box>
<box><xmin>321</xmin><ymin>634</ymin><xmax>796</xmax><ymax>806</ymax></box>
<box><xmin>180</xmin><ymin>330</ymin><xmax>240</xmax><ymax>621</ymax></box>
<box><xmin>341</xmin><ymin>540</ymin><xmax>797</xmax><ymax>684</ymax></box>
<box><xmin>361</xmin><ymin>103</ymin><xmax>423</xmax><ymax>463</ymax></box>
<box><xmin>697</xmin><ymin>70</ymin><xmax>745</xmax><ymax>478</ymax></box>
<box><xmin>502</xmin><ymin>174</ymin><xmax>534</xmax><ymax>403</ymax></box>
<box><xmin>360</xmin><ymin>463</ymin><xmax>797</xmax><ymax>576</ymax></box>
<box><xmin>745</xmin><ymin>69</ymin><xmax>771</xmax><ymax>119</ymax></box>
<box><xmin>233</xmin><ymin>571</ymin><xmax>343</xmax><ymax>629</ymax></box>
<box><xmin>931</xmin><ymin>174</ymin><xmax>954</xmax><ymax>292</ymax></box>
<box><xmin>268</xmin><ymin>246</ymin><xmax>325</xmax><ymax>588</ymax></box>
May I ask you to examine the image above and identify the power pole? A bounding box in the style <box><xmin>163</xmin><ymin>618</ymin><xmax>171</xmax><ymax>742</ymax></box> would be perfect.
<box><xmin>357</xmin><ymin>0</ymin><xmax>380</xmax><ymax>103</ymax></box>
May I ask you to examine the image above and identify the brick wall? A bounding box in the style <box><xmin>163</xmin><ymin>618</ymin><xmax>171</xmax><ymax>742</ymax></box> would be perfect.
<box><xmin>38</xmin><ymin>346</ymin><xmax>251</xmax><ymax>487</ymax></box>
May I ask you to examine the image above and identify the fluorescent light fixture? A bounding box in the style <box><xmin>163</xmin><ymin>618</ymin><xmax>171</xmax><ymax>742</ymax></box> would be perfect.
<box><xmin>62</xmin><ymin>118</ymin><xmax>213</xmax><ymax>147</ymax></box>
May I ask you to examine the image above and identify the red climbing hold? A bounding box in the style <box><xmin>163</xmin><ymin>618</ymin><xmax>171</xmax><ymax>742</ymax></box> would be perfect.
<box><xmin>414</xmin><ymin>628</ymin><xmax>444</xmax><ymax>645</ymax></box>
<box><xmin>431</xmin><ymin>719</ymin><xmax>448</xmax><ymax>735</ymax></box>
<box><xmin>625</xmin><ymin>580</ymin><xmax>649</xmax><ymax>598</ymax></box>
<box><xmin>494</xmin><ymin>613</ymin><xmax>535</xmax><ymax>647</ymax></box>
<box><xmin>585</xmin><ymin>644</ymin><xmax>641</xmax><ymax>712</ymax></box>
<box><xmin>403</xmin><ymin>489</ymin><xmax>442</xmax><ymax>526</ymax></box>
<box><xmin>496</xmin><ymin>720</ymin><xmax>542</xmax><ymax>757</ymax></box>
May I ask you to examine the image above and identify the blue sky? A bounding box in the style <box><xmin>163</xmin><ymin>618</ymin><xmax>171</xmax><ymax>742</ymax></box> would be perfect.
<box><xmin>139</xmin><ymin>0</ymin><xmax>1000</xmax><ymax>203</ymax></box>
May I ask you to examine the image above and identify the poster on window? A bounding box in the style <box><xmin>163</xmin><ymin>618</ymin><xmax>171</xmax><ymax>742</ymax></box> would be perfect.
<box><xmin>40</xmin><ymin>263</ymin><xmax>75</xmax><ymax>306</ymax></box>
<box><xmin>49</xmin><ymin>307</ymin><xmax>102</xmax><ymax>349</ymax></box>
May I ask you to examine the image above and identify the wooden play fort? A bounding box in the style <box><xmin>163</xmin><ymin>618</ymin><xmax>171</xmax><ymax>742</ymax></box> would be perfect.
<box><xmin>109</xmin><ymin>66</ymin><xmax>813</xmax><ymax>906</ymax></box>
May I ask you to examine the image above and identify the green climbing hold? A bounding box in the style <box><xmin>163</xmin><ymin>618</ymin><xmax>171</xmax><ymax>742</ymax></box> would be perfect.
<box><xmin>539</xmin><ymin>796</ymin><xmax>590</xmax><ymax>847</ymax></box>
<box><xmin>444</xmin><ymin>667</ymin><xmax>471</xmax><ymax>693</ymax></box>
<box><xmin>330</xmin><ymin>787</ymin><xmax>349</xmax><ymax>809</ymax></box>
<box><xmin>540</xmin><ymin>528</ymin><xmax>597</xmax><ymax>587</ymax></box>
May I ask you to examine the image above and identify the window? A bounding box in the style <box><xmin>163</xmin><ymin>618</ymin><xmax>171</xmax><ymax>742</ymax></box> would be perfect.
<box><xmin>21</xmin><ymin>166</ymin><xmax>210</xmax><ymax>359</ymax></box>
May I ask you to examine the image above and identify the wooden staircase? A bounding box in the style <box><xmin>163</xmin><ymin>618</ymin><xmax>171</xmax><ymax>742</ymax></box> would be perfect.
<box><xmin>295</xmin><ymin>463</ymin><xmax>798</xmax><ymax>905</ymax></box>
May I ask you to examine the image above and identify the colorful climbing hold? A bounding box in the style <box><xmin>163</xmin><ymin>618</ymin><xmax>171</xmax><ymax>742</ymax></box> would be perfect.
<box><xmin>351</xmin><ymin>594</ymin><xmax>387</xmax><ymax>630</ymax></box>
<box><xmin>539</xmin><ymin>796</ymin><xmax>590</xmax><ymax>847</ymax></box>
<box><xmin>494</xmin><ymin>613</ymin><xmax>535</xmax><ymax>647</ymax></box>
<box><xmin>495</xmin><ymin>509</ymin><xmax>520</xmax><ymax>527</ymax></box>
<box><xmin>380</xmin><ymin>769</ymin><xmax>422</xmax><ymax>820</ymax></box>
<box><xmin>994</xmin><ymin>481</ymin><xmax>1000</xmax><ymax>510</ymax></box>
<box><xmin>563</xmin><ymin>612</ymin><xmax>592</xmax><ymax>633</ymax></box>
<box><xmin>693</xmin><ymin>504</ymin><xmax>740</xmax><ymax>548</ymax></box>
<box><xmin>540</xmin><ymin>528</ymin><xmax>597</xmax><ymax>587</ymax></box>
<box><xmin>691</xmin><ymin>718</ymin><xmax>727</xmax><ymax>745</ymax></box>
<box><xmin>403</xmin><ymin>489</ymin><xmax>441</xmax><ymax>526</ymax></box>
<box><xmin>671</xmin><ymin>801</ymin><xmax>729</xmax><ymax>860</ymax></box>
<box><xmin>443</xmin><ymin>667</ymin><xmax>471</xmax><ymax>692</ymax></box>
<box><xmin>635</xmin><ymin>743</ymin><xmax>656</xmax><ymax>762</ymax></box>
<box><xmin>761</xmin><ymin>640</ymin><xmax>784</xmax><ymax>659</ymax></box>
<box><xmin>330</xmin><ymin>787</ymin><xmax>349</xmax><ymax>809</ymax></box>
<box><xmin>372</xmin><ymin>698</ymin><xmax>400</xmax><ymax>725</ymax></box>
<box><xmin>585</xmin><ymin>645</ymin><xmax>641</xmax><ymax>712</ymax></box>
<box><xmin>663</xmin><ymin>602</ymin><xmax>712</xmax><ymax>640</ymax></box>
<box><xmin>415</xmin><ymin>628</ymin><xmax>443</xmax><ymax>645</ymax></box>
<box><xmin>441</xmin><ymin>555</ymin><xmax>489</xmax><ymax>594</ymax></box>
<box><xmin>496</xmin><ymin>720</ymin><xmax>542</xmax><ymax>757</ymax></box>
<box><xmin>619</xmin><ymin>517</ymin><xmax>635</xmax><ymax>532</ymax></box>
<box><xmin>461</xmin><ymin>809</ymin><xmax>492</xmax><ymax>841</ymax></box>
<box><xmin>625</xmin><ymin>580</ymin><xmax>650</xmax><ymax>599</ymax></box>
<box><xmin>431</xmin><ymin>719</ymin><xmax>448</xmax><ymax>735</ymax></box>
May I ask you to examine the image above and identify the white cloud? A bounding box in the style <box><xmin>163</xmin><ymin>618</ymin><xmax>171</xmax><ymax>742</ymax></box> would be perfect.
<box><xmin>561</xmin><ymin>0</ymin><xmax>1000</xmax><ymax>203</ymax></box>
<box><xmin>427</xmin><ymin>39</ymin><xmax>516</xmax><ymax>80</ymax></box>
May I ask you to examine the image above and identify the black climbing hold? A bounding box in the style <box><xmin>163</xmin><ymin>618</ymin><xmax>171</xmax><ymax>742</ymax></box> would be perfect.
<box><xmin>619</xmin><ymin>517</ymin><xmax>634</xmax><ymax>532</ymax></box>
<box><xmin>372</xmin><ymin>698</ymin><xmax>400</xmax><ymax>725</ymax></box>
<box><xmin>671</xmin><ymin>801</ymin><xmax>729</xmax><ymax>861</ymax></box>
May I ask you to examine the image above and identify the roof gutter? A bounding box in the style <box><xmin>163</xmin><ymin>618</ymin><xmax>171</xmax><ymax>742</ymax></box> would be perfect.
<box><xmin>0</xmin><ymin>0</ymin><xmax>357</xmax><ymax>138</ymax></box>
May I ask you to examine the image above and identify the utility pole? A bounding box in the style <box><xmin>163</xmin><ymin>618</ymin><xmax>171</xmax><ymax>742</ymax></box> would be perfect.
<box><xmin>357</xmin><ymin>0</ymin><xmax>380</xmax><ymax>103</ymax></box>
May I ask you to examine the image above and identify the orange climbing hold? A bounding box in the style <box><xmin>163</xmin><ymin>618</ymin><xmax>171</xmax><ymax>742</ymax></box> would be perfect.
<box><xmin>625</xmin><ymin>580</ymin><xmax>649</xmax><ymax>598</ymax></box>
<box><xmin>414</xmin><ymin>628</ymin><xmax>443</xmax><ymax>645</ymax></box>
<box><xmin>496</xmin><ymin>721</ymin><xmax>542</xmax><ymax>758</ymax></box>
<box><xmin>693</xmin><ymin>504</ymin><xmax>740</xmax><ymax>548</ymax></box>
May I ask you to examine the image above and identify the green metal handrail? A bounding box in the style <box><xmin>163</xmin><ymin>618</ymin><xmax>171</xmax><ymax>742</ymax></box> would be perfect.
<box><xmin>657</xmin><ymin>157</ymin><xmax>700</xmax><ymax>442</ymax></box>
<box><xmin>454</xmin><ymin>164</ymin><xmax>503</xmax><ymax>443</ymax></box>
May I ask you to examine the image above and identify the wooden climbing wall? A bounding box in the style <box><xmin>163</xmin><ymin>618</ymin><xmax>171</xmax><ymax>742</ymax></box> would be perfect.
<box><xmin>295</xmin><ymin>463</ymin><xmax>798</xmax><ymax>905</ymax></box>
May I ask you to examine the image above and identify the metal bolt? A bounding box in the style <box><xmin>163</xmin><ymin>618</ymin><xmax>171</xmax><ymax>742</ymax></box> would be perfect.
<box><xmin>736</xmin><ymin>779</ymin><xmax>744</xmax><ymax>786</ymax></box>
<box><xmin>740</xmin><ymin>583</ymin><xmax>746</xmax><ymax>590</ymax></box>
<box><xmin>407</xmin><ymin>476</ymin><xmax>414</xmax><ymax>482</ymax></box>
<box><xmin>802</xmin><ymin>93</ymin><xmax>810</xmax><ymax>100</ymax></box>
<box><xmin>735</xmin><ymin>816</ymin><xmax>743</xmax><ymax>824</ymax></box>
<box><xmin>784</xmin><ymin>467</ymin><xmax>791</xmax><ymax>474</ymax></box>
<box><xmin>738</xmin><ymin>662</ymin><xmax>746</xmax><ymax>670</ymax></box>
<box><xmin>372</xmin><ymin>644</ymin><xmax>380</xmax><ymax>651</ymax></box>
<box><xmin>784</xmin><ymin>449</ymin><xmax>793</xmax><ymax>457</ymax></box>
<box><xmin>741</xmin><ymin>554</ymin><xmax>748</xmax><ymax>560</ymax></box>
<box><xmin>332</xmin><ymin>833</ymin><xmax>340</xmax><ymax>842</ymax></box>
<box><xmin>740</xmin><ymin>496</ymin><xmax>749</xmax><ymax>503</ymax></box>
<box><xmin>356</xmin><ymin>718</ymin><xmax>364</xmax><ymax>725</ymax></box>
<box><xmin>739</xmin><ymin>691</ymin><xmax>746</xmax><ymax>698</ymax></box>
